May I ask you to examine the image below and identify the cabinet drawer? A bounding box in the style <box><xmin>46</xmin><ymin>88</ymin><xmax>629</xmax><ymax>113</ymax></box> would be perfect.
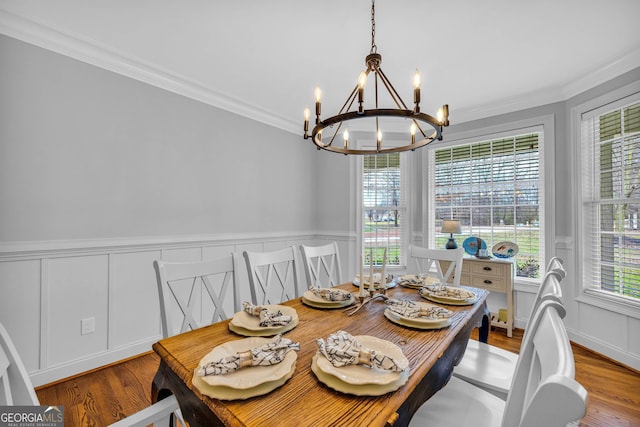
<box><xmin>470</xmin><ymin>261</ymin><xmax>507</xmax><ymax>278</ymax></box>
<box><xmin>470</xmin><ymin>276</ymin><xmax>507</xmax><ymax>293</ymax></box>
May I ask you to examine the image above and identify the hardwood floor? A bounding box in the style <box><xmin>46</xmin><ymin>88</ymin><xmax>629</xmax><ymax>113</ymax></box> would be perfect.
<box><xmin>35</xmin><ymin>328</ymin><xmax>640</xmax><ymax>426</ymax></box>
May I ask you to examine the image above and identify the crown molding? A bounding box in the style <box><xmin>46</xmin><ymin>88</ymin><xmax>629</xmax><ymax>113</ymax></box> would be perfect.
<box><xmin>0</xmin><ymin>10</ymin><xmax>300</xmax><ymax>134</ymax></box>
<box><xmin>2</xmin><ymin>10</ymin><xmax>638</xmax><ymax>134</ymax></box>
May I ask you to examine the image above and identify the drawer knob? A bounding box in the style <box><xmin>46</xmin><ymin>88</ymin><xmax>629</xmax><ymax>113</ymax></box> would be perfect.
<box><xmin>484</xmin><ymin>280</ymin><xmax>493</xmax><ymax>284</ymax></box>
<box><xmin>483</xmin><ymin>267</ymin><xmax>492</xmax><ymax>271</ymax></box>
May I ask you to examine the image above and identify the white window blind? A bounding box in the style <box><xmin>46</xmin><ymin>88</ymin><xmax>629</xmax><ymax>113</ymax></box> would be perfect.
<box><xmin>430</xmin><ymin>132</ymin><xmax>544</xmax><ymax>279</ymax></box>
<box><xmin>581</xmin><ymin>98</ymin><xmax>640</xmax><ymax>299</ymax></box>
<box><xmin>362</xmin><ymin>152</ymin><xmax>408</xmax><ymax>267</ymax></box>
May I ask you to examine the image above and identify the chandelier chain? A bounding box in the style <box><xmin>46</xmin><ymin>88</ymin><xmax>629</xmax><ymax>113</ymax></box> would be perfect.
<box><xmin>370</xmin><ymin>0</ymin><xmax>377</xmax><ymax>54</ymax></box>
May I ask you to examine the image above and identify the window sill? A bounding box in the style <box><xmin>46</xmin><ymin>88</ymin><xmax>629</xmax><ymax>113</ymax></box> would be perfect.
<box><xmin>576</xmin><ymin>289</ymin><xmax>640</xmax><ymax>320</ymax></box>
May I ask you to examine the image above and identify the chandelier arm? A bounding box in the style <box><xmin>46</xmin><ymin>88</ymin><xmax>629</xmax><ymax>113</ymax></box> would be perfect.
<box><xmin>376</xmin><ymin>67</ymin><xmax>429</xmax><ymax>138</ymax></box>
<box><xmin>376</xmin><ymin>67</ymin><xmax>409</xmax><ymax>110</ymax></box>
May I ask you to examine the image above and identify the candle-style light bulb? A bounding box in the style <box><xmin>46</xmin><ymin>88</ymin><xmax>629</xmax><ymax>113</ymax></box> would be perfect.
<box><xmin>377</xmin><ymin>129</ymin><xmax>382</xmax><ymax>143</ymax></box>
<box><xmin>343</xmin><ymin>129</ymin><xmax>349</xmax><ymax>149</ymax></box>
<box><xmin>437</xmin><ymin>107</ymin><xmax>444</xmax><ymax>123</ymax></box>
<box><xmin>314</xmin><ymin>87</ymin><xmax>322</xmax><ymax>103</ymax></box>
<box><xmin>413</xmin><ymin>70</ymin><xmax>421</xmax><ymax>89</ymax></box>
<box><xmin>304</xmin><ymin>107</ymin><xmax>310</xmax><ymax>121</ymax></box>
<box><xmin>413</xmin><ymin>69</ymin><xmax>421</xmax><ymax>113</ymax></box>
<box><xmin>410</xmin><ymin>122</ymin><xmax>417</xmax><ymax>144</ymax></box>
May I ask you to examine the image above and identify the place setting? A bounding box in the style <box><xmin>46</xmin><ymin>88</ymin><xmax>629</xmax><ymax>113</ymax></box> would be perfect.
<box><xmin>383</xmin><ymin>298</ymin><xmax>453</xmax><ymax>330</ymax></box>
<box><xmin>228</xmin><ymin>301</ymin><xmax>299</xmax><ymax>336</ymax></box>
<box><xmin>311</xmin><ymin>330</ymin><xmax>410</xmax><ymax>396</ymax></box>
<box><xmin>302</xmin><ymin>286</ymin><xmax>356</xmax><ymax>309</ymax></box>
<box><xmin>419</xmin><ymin>284</ymin><xmax>479</xmax><ymax>306</ymax></box>
<box><xmin>397</xmin><ymin>273</ymin><xmax>442</xmax><ymax>289</ymax></box>
<box><xmin>192</xmin><ymin>334</ymin><xmax>300</xmax><ymax>400</ymax></box>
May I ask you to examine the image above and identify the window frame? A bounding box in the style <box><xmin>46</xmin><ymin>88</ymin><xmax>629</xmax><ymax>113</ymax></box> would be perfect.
<box><xmin>354</xmin><ymin>132</ymin><xmax>412</xmax><ymax>272</ymax></box>
<box><xmin>572</xmin><ymin>81</ymin><xmax>640</xmax><ymax>309</ymax></box>
<box><xmin>422</xmin><ymin>115</ymin><xmax>555</xmax><ymax>286</ymax></box>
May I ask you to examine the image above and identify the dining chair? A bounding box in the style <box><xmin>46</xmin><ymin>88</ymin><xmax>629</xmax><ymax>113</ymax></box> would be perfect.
<box><xmin>407</xmin><ymin>245</ymin><xmax>464</xmax><ymax>286</ymax></box>
<box><xmin>154</xmin><ymin>254</ymin><xmax>240</xmax><ymax>339</ymax></box>
<box><xmin>408</xmin><ymin>298</ymin><xmax>587</xmax><ymax>427</ymax></box>
<box><xmin>0</xmin><ymin>322</ymin><xmax>40</xmax><ymax>406</ymax></box>
<box><xmin>300</xmin><ymin>242</ymin><xmax>343</xmax><ymax>288</ymax></box>
<box><xmin>243</xmin><ymin>246</ymin><xmax>300</xmax><ymax>305</ymax></box>
<box><xmin>452</xmin><ymin>257</ymin><xmax>567</xmax><ymax>399</ymax></box>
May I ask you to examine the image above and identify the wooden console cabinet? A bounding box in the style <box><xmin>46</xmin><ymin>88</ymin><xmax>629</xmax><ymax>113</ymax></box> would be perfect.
<box><xmin>441</xmin><ymin>257</ymin><xmax>514</xmax><ymax>337</ymax></box>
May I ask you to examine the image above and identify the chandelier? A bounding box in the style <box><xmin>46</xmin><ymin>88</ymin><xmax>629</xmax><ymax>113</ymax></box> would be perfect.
<box><xmin>303</xmin><ymin>0</ymin><xmax>449</xmax><ymax>155</ymax></box>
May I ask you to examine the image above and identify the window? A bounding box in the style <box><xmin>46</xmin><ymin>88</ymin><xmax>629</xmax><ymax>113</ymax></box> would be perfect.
<box><xmin>429</xmin><ymin>131</ymin><xmax>544</xmax><ymax>279</ymax></box>
<box><xmin>581</xmin><ymin>98</ymin><xmax>640</xmax><ymax>300</ymax></box>
<box><xmin>362</xmin><ymin>153</ymin><xmax>408</xmax><ymax>268</ymax></box>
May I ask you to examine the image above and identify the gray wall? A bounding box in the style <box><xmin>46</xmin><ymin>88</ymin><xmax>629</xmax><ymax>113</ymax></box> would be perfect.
<box><xmin>0</xmin><ymin>35</ymin><xmax>317</xmax><ymax>242</ymax></box>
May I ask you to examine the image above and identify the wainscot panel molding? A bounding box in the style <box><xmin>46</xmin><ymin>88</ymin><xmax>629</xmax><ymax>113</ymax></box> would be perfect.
<box><xmin>0</xmin><ymin>231</ymin><xmax>354</xmax><ymax>386</ymax></box>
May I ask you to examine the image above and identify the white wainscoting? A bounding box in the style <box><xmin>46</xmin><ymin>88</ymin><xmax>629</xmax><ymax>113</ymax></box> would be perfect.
<box><xmin>0</xmin><ymin>232</ymin><xmax>354</xmax><ymax>386</ymax></box>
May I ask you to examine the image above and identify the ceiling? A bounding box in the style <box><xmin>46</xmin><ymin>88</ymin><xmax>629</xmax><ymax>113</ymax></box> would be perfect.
<box><xmin>1</xmin><ymin>0</ymin><xmax>639</xmax><ymax>135</ymax></box>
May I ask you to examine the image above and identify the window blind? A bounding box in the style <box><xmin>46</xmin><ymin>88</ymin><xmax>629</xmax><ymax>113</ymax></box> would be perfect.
<box><xmin>431</xmin><ymin>132</ymin><xmax>543</xmax><ymax>279</ymax></box>
<box><xmin>581</xmin><ymin>99</ymin><xmax>640</xmax><ymax>299</ymax></box>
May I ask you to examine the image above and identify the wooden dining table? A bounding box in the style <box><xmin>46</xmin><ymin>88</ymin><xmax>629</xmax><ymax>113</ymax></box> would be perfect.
<box><xmin>151</xmin><ymin>282</ymin><xmax>489</xmax><ymax>427</ymax></box>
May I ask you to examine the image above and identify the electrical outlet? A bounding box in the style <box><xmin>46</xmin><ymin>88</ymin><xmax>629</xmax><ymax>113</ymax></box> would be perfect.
<box><xmin>81</xmin><ymin>317</ymin><xmax>95</xmax><ymax>335</ymax></box>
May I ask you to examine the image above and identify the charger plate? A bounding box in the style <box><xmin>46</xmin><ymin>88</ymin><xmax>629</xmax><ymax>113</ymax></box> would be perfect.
<box><xmin>197</xmin><ymin>337</ymin><xmax>298</xmax><ymax>389</ymax></box>
<box><xmin>228</xmin><ymin>319</ymin><xmax>298</xmax><ymax>337</ymax></box>
<box><xmin>193</xmin><ymin>362</ymin><xmax>295</xmax><ymax>400</ymax></box>
<box><xmin>229</xmin><ymin>305</ymin><xmax>298</xmax><ymax>332</ymax></box>
<box><xmin>312</xmin><ymin>354</ymin><xmax>409</xmax><ymax>396</ymax></box>
<box><xmin>315</xmin><ymin>335</ymin><xmax>408</xmax><ymax>386</ymax></box>
<box><xmin>301</xmin><ymin>290</ymin><xmax>355</xmax><ymax>309</ymax></box>
<box><xmin>384</xmin><ymin>309</ymin><xmax>452</xmax><ymax>330</ymax></box>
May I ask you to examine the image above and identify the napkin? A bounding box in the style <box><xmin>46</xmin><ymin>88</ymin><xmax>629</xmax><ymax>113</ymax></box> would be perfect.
<box><xmin>196</xmin><ymin>334</ymin><xmax>300</xmax><ymax>376</ymax></box>
<box><xmin>419</xmin><ymin>285</ymin><xmax>475</xmax><ymax>300</ymax></box>
<box><xmin>316</xmin><ymin>330</ymin><xmax>408</xmax><ymax>372</ymax></box>
<box><xmin>385</xmin><ymin>299</ymin><xmax>453</xmax><ymax>319</ymax></box>
<box><xmin>309</xmin><ymin>286</ymin><xmax>352</xmax><ymax>302</ymax></box>
<box><xmin>242</xmin><ymin>301</ymin><xmax>292</xmax><ymax>327</ymax></box>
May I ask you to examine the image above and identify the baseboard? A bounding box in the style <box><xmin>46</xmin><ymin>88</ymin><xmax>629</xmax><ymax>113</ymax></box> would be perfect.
<box><xmin>567</xmin><ymin>329</ymin><xmax>640</xmax><ymax>372</ymax></box>
<box><xmin>29</xmin><ymin>337</ymin><xmax>158</xmax><ymax>387</ymax></box>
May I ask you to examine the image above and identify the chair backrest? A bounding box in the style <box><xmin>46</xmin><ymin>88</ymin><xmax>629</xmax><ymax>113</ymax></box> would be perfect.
<box><xmin>527</xmin><ymin>258</ymin><xmax>567</xmax><ymax>325</ymax></box>
<box><xmin>243</xmin><ymin>246</ymin><xmax>300</xmax><ymax>305</ymax></box>
<box><xmin>0</xmin><ymin>323</ymin><xmax>39</xmax><ymax>405</ymax></box>
<box><xmin>545</xmin><ymin>256</ymin><xmax>567</xmax><ymax>281</ymax></box>
<box><xmin>154</xmin><ymin>254</ymin><xmax>239</xmax><ymax>339</ymax></box>
<box><xmin>408</xmin><ymin>246</ymin><xmax>464</xmax><ymax>286</ymax></box>
<box><xmin>502</xmin><ymin>300</ymin><xmax>588</xmax><ymax>427</ymax></box>
<box><xmin>300</xmin><ymin>242</ymin><xmax>343</xmax><ymax>288</ymax></box>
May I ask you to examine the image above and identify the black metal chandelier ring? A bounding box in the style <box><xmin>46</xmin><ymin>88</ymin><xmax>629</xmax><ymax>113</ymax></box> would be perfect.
<box><xmin>311</xmin><ymin>109</ymin><xmax>442</xmax><ymax>155</ymax></box>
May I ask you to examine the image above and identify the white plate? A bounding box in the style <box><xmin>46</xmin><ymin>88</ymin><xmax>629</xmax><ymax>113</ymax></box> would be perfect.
<box><xmin>352</xmin><ymin>277</ymin><xmax>398</xmax><ymax>289</ymax></box>
<box><xmin>385</xmin><ymin>301</ymin><xmax>452</xmax><ymax>324</ymax></box>
<box><xmin>302</xmin><ymin>290</ymin><xmax>355</xmax><ymax>305</ymax></box>
<box><xmin>230</xmin><ymin>305</ymin><xmax>298</xmax><ymax>332</ymax></box>
<box><xmin>420</xmin><ymin>293</ymin><xmax>478</xmax><ymax>306</ymax></box>
<box><xmin>228</xmin><ymin>319</ymin><xmax>298</xmax><ymax>337</ymax></box>
<box><xmin>312</xmin><ymin>354</ymin><xmax>409</xmax><ymax>396</ymax></box>
<box><xmin>315</xmin><ymin>335</ymin><xmax>408</xmax><ymax>386</ymax></box>
<box><xmin>302</xmin><ymin>295</ymin><xmax>355</xmax><ymax>309</ymax></box>
<box><xmin>384</xmin><ymin>309</ymin><xmax>452</xmax><ymax>330</ymax></box>
<box><xmin>397</xmin><ymin>274</ymin><xmax>441</xmax><ymax>289</ymax></box>
<box><xmin>198</xmin><ymin>337</ymin><xmax>298</xmax><ymax>389</ymax></box>
<box><xmin>419</xmin><ymin>286</ymin><xmax>476</xmax><ymax>303</ymax></box>
<box><xmin>192</xmin><ymin>362</ymin><xmax>295</xmax><ymax>400</ymax></box>
<box><xmin>492</xmin><ymin>241</ymin><xmax>519</xmax><ymax>259</ymax></box>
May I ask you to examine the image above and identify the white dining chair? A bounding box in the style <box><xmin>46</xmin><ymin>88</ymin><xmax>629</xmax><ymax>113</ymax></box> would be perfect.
<box><xmin>108</xmin><ymin>395</ymin><xmax>184</xmax><ymax>427</ymax></box>
<box><xmin>244</xmin><ymin>246</ymin><xmax>301</xmax><ymax>305</ymax></box>
<box><xmin>409</xmin><ymin>298</ymin><xmax>587</xmax><ymax>427</ymax></box>
<box><xmin>300</xmin><ymin>242</ymin><xmax>343</xmax><ymax>288</ymax></box>
<box><xmin>0</xmin><ymin>322</ymin><xmax>40</xmax><ymax>406</ymax></box>
<box><xmin>154</xmin><ymin>254</ymin><xmax>240</xmax><ymax>339</ymax></box>
<box><xmin>408</xmin><ymin>245</ymin><xmax>464</xmax><ymax>286</ymax></box>
<box><xmin>452</xmin><ymin>257</ymin><xmax>567</xmax><ymax>399</ymax></box>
